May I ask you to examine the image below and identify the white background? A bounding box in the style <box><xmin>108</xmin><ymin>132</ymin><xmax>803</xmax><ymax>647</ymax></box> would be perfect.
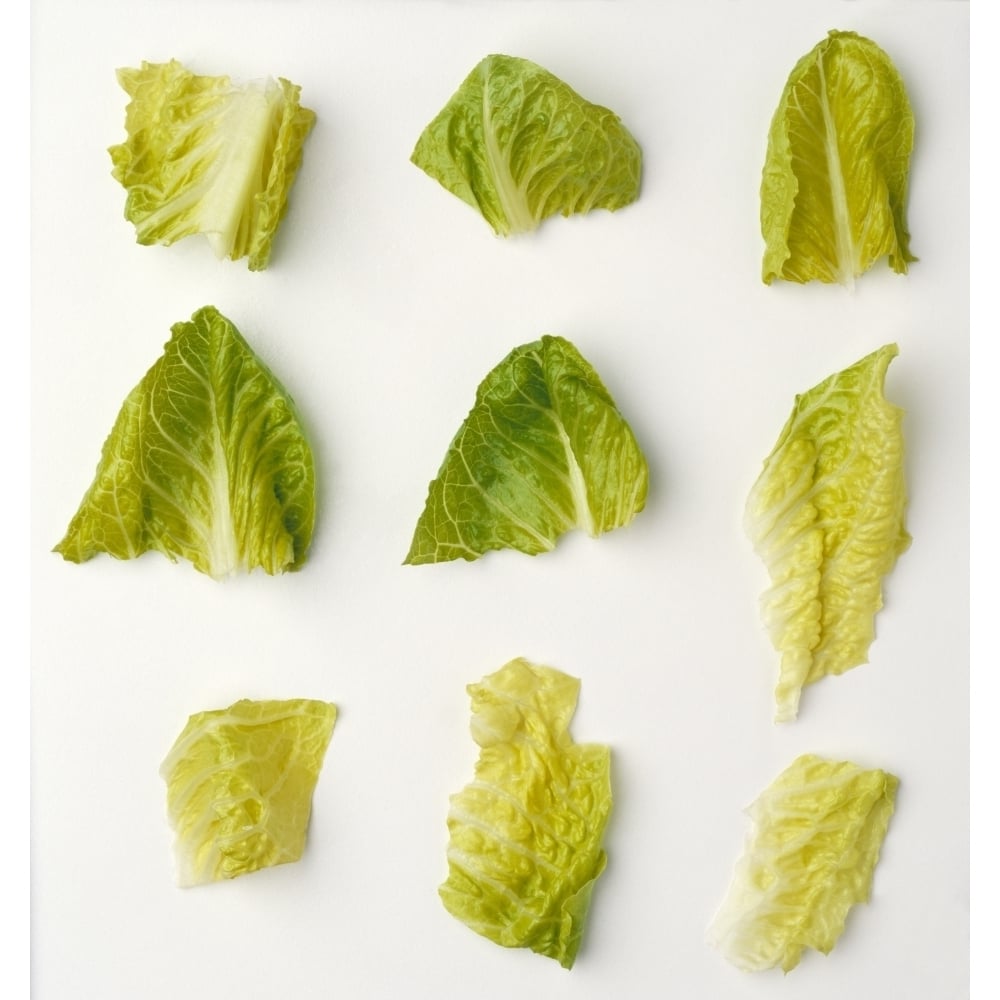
<box><xmin>30</xmin><ymin>2</ymin><xmax>969</xmax><ymax>998</ymax></box>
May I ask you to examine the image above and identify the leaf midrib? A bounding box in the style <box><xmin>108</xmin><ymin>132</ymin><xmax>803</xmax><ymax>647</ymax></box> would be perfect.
<box><xmin>816</xmin><ymin>56</ymin><xmax>856</xmax><ymax>287</ymax></box>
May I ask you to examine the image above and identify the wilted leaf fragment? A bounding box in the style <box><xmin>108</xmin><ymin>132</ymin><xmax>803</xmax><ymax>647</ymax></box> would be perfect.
<box><xmin>109</xmin><ymin>59</ymin><xmax>316</xmax><ymax>270</ymax></box>
<box><xmin>405</xmin><ymin>336</ymin><xmax>648</xmax><ymax>564</ymax></box>
<box><xmin>412</xmin><ymin>54</ymin><xmax>642</xmax><ymax>235</ymax></box>
<box><xmin>161</xmin><ymin>699</ymin><xmax>337</xmax><ymax>886</ymax></box>
<box><xmin>708</xmin><ymin>754</ymin><xmax>898</xmax><ymax>973</ymax></box>
<box><xmin>761</xmin><ymin>30</ymin><xmax>916</xmax><ymax>286</ymax></box>
<box><xmin>440</xmin><ymin>658</ymin><xmax>612</xmax><ymax>968</ymax></box>
<box><xmin>54</xmin><ymin>306</ymin><xmax>315</xmax><ymax>579</ymax></box>
<box><xmin>746</xmin><ymin>344</ymin><xmax>909</xmax><ymax>721</ymax></box>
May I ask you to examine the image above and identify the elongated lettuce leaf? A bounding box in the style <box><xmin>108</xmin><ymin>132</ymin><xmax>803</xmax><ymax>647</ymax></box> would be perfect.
<box><xmin>54</xmin><ymin>306</ymin><xmax>315</xmax><ymax>579</ymax></box>
<box><xmin>761</xmin><ymin>30</ymin><xmax>916</xmax><ymax>286</ymax></box>
<box><xmin>745</xmin><ymin>344</ymin><xmax>909</xmax><ymax>721</ymax></box>
<box><xmin>412</xmin><ymin>54</ymin><xmax>641</xmax><ymax>235</ymax></box>
<box><xmin>405</xmin><ymin>335</ymin><xmax>648</xmax><ymax>564</ymax></box>
<box><xmin>708</xmin><ymin>754</ymin><xmax>898</xmax><ymax>972</ymax></box>
<box><xmin>440</xmin><ymin>658</ymin><xmax>611</xmax><ymax>968</ymax></box>
<box><xmin>161</xmin><ymin>699</ymin><xmax>337</xmax><ymax>886</ymax></box>
<box><xmin>109</xmin><ymin>60</ymin><xmax>316</xmax><ymax>270</ymax></box>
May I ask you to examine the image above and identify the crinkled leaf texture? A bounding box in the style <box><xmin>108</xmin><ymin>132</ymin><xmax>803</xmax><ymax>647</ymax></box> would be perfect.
<box><xmin>412</xmin><ymin>54</ymin><xmax>641</xmax><ymax>235</ymax></box>
<box><xmin>708</xmin><ymin>754</ymin><xmax>898</xmax><ymax>973</ymax></box>
<box><xmin>405</xmin><ymin>335</ymin><xmax>648</xmax><ymax>564</ymax></box>
<box><xmin>161</xmin><ymin>699</ymin><xmax>337</xmax><ymax>886</ymax></box>
<box><xmin>109</xmin><ymin>60</ymin><xmax>316</xmax><ymax>270</ymax></box>
<box><xmin>440</xmin><ymin>658</ymin><xmax>612</xmax><ymax>969</ymax></box>
<box><xmin>54</xmin><ymin>306</ymin><xmax>315</xmax><ymax>580</ymax></box>
<box><xmin>746</xmin><ymin>344</ymin><xmax>909</xmax><ymax>721</ymax></box>
<box><xmin>761</xmin><ymin>30</ymin><xmax>916</xmax><ymax>286</ymax></box>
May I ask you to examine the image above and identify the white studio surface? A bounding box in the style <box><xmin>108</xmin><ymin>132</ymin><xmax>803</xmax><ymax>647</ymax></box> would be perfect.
<box><xmin>30</xmin><ymin>2</ymin><xmax>969</xmax><ymax>999</ymax></box>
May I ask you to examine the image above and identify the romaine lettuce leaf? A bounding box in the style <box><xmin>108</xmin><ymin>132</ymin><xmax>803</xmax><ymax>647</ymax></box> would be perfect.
<box><xmin>161</xmin><ymin>698</ymin><xmax>337</xmax><ymax>886</ymax></box>
<box><xmin>708</xmin><ymin>754</ymin><xmax>898</xmax><ymax>973</ymax></box>
<box><xmin>109</xmin><ymin>60</ymin><xmax>316</xmax><ymax>270</ymax></box>
<box><xmin>761</xmin><ymin>30</ymin><xmax>916</xmax><ymax>286</ymax></box>
<box><xmin>745</xmin><ymin>344</ymin><xmax>910</xmax><ymax>721</ymax></box>
<box><xmin>440</xmin><ymin>658</ymin><xmax>611</xmax><ymax>968</ymax></box>
<box><xmin>412</xmin><ymin>54</ymin><xmax>642</xmax><ymax>235</ymax></box>
<box><xmin>405</xmin><ymin>335</ymin><xmax>648</xmax><ymax>564</ymax></box>
<box><xmin>54</xmin><ymin>306</ymin><xmax>315</xmax><ymax>579</ymax></box>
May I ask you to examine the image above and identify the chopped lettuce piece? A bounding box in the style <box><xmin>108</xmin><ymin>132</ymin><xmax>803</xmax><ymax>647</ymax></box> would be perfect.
<box><xmin>405</xmin><ymin>335</ymin><xmax>648</xmax><ymax>564</ymax></box>
<box><xmin>54</xmin><ymin>306</ymin><xmax>315</xmax><ymax>579</ymax></box>
<box><xmin>161</xmin><ymin>698</ymin><xmax>337</xmax><ymax>886</ymax></box>
<box><xmin>708</xmin><ymin>754</ymin><xmax>899</xmax><ymax>973</ymax></box>
<box><xmin>746</xmin><ymin>344</ymin><xmax>910</xmax><ymax>721</ymax></box>
<box><xmin>440</xmin><ymin>658</ymin><xmax>612</xmax><ymax>968</ymax></box>
<box><xmin>109</xmin><ymin>59</ymin><xmax>316</xmax><ymax>270</ymax></box>
<box><xmin>761</xmin><ymin>30</ymin><xmax>916</xmax><ymax>286</ymax></box>
<box><xmin>412</xmin><ymin>54</ymin><xmax>642</xmax><ymax>235</ymax></box>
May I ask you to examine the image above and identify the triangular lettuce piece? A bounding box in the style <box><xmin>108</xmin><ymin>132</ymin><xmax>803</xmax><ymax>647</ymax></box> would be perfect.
<box><xmin>708</xmin><ymin>754</ymin><xmax>899</xmax><ymax>972</ymax></box>
<box><xmin>54</xmin><ymin>306</ymin><xmax>315</xmax><ymax>579</ymax></box>
<box><xmin>109</xmin><ymin>60</ymin><xmax>316</xmax><ymax>270</ymax></box>
<box><xmin>161</xmin><ymin>698</ymin><xmax>337</xmax><ymax>886</ymax></box>
<box><xmin>405</xmin><ymin>335</ymin><xmax>648</xmax><ymax>564</ymax></box>
<box><xmin>745</xmin><ymin>344</ymin><xmax>910</xmax><ymax>721</ymax></box>
<box><xmin>440</xmin><ymin>658</ymin><xmax>612</xmax><ymax>968</ymax></box>
<box><xmin>412</xmin><ymin>54</ymin><xmax>642</xmax><ymax>236</ymax></box>
<box><xmin>761</xmin><ymin>30</ymin><xmax>916</xmax><ymax>286</ymax></box>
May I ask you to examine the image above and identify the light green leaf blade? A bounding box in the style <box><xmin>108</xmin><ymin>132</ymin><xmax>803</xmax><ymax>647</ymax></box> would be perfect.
<box><xmin>440</xmin><ymin>658</ymin><xmax>612</xmax><ymax>969</ymax></box>
<box><xmin>761</xmin><ymin>30</ymin><xmax>916</xmax><ymax>286</ymax></box>
<box><xmin>745</xmin><ymin>344</ymin><xmax>910</xmax><ymax>721</ymax></box>
<box><xmin>708</xmin><ymin>754</ymin><xmax>899</xmax><ymax>973</ymax></box>
<box><xmin>109</xmin><ymin>60</ymin><xmax>316</xmax><ymax>270</ymax></box>
<box><xmin>405</xmin><ymin>335</ymin><xmax>648</xmax><ymax>564</ymax></box>
<box><xmin>412</xmin><ymin>54</ymin><xmax>641</xmax><ymax>236</ymax></box>
<box><xmin>161</xmin><ymin>698</ymin><xmax>337</xmax><ymax>886</ymax></box>
<box><xmin>54</xmin><ymin>306</ymin><xmax>316</xmax><ymax>579</ymax></box>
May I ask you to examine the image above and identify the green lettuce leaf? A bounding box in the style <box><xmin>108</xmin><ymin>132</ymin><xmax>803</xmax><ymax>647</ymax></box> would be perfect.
<box><xmin>161</xmin><ymin>698</ymin><xmax>337</xmax><ymax>886</ymax></box>
<box><xmin>440</xmin><ymin>658</ymin><xmax>612</xmax><ymax>969</ymax></box>
<box><xmin>708</xmin><ymin>754</ymin><xmax>898</xmax><ymax>973</ymax></box>
<box><xmin>405</xmin><ymin>335</ymin><xmax>648</xmax><ymax>564</ymax></box>
<box><xmin>54</xmin><ymin>306</ymin><xmax>315</xmax><ymax>579</ymax></box>
<box><xmin>761</xmin><ymin>30</ymin><xmax>916</xmax><ymax>286</ymax></box>
<box><xmin>412</xmin><ymin>54</ymin><xmax>642</xmax><ymax>235</ymax></box>
<box><xmin>109</xmin><ymin>60</ymin><xmax>316</xmax><ymax>270</ymax></box>
<box><xmin>745</xmin><ymin>344</ymin><xmax>910</xmax><ymax>721</ymax></box>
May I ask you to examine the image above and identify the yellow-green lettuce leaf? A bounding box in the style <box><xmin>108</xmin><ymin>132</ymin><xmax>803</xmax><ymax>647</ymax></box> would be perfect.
<box><xmin>405</xmin><ymin>335</ymin><xmax>648</xmax><ymax>564</ymax></box>
<box><xmin>708</xmin><ymin>754</ymin><xmax>899</xmax><ymax>972</ymax></box>
<box><xmin>54</xmin><ymin>306</ymin><xmax>315</xmax><ymax>579</ymax></box>
<box><xmin>161</xmin><ymin>698</ymin><xmax>337</xmax><ymax>886</ymax></box>
<box><xmin>440</xmin><ymin>658</ymin><xmax>612</xmax><ymax>969</ymax></box>
<box><xmin>761</xmin><ymin>30</ymin><xmax>916</xmax><ymax>286</ymax></box>
<box><xmin>109</xmin><ymin>60</ymin><xmax>315</xmax><ymax>270</ymax></box>
<box><xmin>745</xmin><ymin>344</ymin><xmax>910</xmax><ymax>721</ymax></box>
<box><xmin>412</xmin><ymin>54</ymin><xmax>641</xmax><ymax>236</ymax></box>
